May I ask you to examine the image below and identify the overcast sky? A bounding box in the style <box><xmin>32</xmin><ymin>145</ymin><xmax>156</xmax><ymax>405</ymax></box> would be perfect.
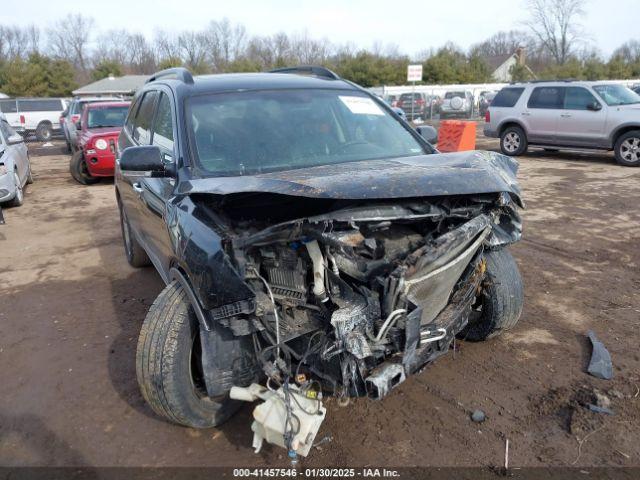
<box><xmin>5</xmin><ymin>0</ymin><xmax>638</xmax><ymax>57</ymax></box>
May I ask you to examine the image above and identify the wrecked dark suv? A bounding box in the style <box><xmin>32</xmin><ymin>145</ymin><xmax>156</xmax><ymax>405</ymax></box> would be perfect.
<box><xmin>115</xmin><ymin>66</ymin><xmax>524</xmax><ymax>455</ymax></box>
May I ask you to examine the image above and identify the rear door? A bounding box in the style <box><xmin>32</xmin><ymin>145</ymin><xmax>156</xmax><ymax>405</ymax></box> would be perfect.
<box><xmin>556</xmin><ymin>86</ymin><xmax>607</xmax><ymax>147</ymax></box>
<box><xmin>137</xmin><ymin>90</ymin><xmax>177</xmax><ymax>275</ymax></box>
<box><xmin>522</xmin><ymin>86</ymin><xmax>565</xmax><ymax>144</ymax></box>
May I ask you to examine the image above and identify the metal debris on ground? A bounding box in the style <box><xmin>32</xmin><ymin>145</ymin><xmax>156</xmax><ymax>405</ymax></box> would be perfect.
<box><xmin>587</xmin><ymin>404</ymin><xmax>615</xmax><ymax>415</ymax></box>
<box><xmin>586</xmin><ymin>330</ymin><xmax>613</xmax><ymax>380</ymax></box>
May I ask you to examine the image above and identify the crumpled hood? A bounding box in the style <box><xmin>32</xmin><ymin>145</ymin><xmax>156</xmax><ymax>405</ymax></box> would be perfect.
<box><xmin>181</xmin><ymin>150</ymin><xmax>523</xmax><ymax>206</ymax></box>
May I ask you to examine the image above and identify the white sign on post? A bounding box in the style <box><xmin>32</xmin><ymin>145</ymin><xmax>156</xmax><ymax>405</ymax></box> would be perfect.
<box><xmin>407</xmin><ymin>64</ymin><xmax>423</xmax><ymax>82</ymax></box>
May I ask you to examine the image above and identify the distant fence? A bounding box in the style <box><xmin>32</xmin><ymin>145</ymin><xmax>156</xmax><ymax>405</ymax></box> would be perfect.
<box><xmin>369</xmin><ymin>78</ymin><xmax>640</xmax><ymax>100</ymax></box>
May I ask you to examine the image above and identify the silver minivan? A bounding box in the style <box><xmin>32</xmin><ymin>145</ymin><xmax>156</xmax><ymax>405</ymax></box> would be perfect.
<box><xmin>484</xmin><ymin>81</ymin><xmax>640</xmax><ymax>166</ymax></box>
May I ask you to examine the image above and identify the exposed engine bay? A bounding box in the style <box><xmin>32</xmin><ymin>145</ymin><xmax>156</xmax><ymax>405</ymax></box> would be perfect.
<box><xmin>197</xmin><ymin>192</ymin><xmax>521</xmax><ymax>396</ymax></box>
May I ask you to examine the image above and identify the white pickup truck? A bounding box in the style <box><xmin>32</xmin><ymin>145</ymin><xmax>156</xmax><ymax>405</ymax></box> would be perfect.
<box><xmin>0</xmin><ymin>98</ymin><xmax>68</xmax><ymax>141</ymax></box>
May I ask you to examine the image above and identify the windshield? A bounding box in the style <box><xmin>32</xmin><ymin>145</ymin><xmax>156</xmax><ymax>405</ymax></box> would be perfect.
<box><xmin>87</xmin><ymin>106</ymin><xmax>129</xmax><ymax>128</ymax></box>
<box><xmin>188</xmin><ymin>89</ymin><xmax>429</xmax><ymax>176</ymax></box>
<box><xmin>592</xmin><ymin>85</ymin><xmax>640</xmax><ymax>106</ymax></box>
<box><xmin>445</xmin><ymin>92</ymin><xmax>465</xmax><ymax>99</ymax></box>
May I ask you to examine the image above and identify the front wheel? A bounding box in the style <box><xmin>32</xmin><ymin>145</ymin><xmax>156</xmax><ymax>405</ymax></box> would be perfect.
<box><xmin>136</xmin><ymin>282</ymin><xmax>242</xmax><ymax>428</ymax></box>
<box><xmin>459</xmin><ymin>248</ymin><xmax>524</xmax><ymax>341</ymax></box>
<box><xmin>614</xmin><ymin>130</ymin><xmax>640</xmax><ymax>167</ymax></box>
<box><xmin>69</xmin><ymin>151</ymin><xmax>99</xmax><ymax>185</ymax></box>
<box><xmin>500</xmin><ymin>126</ymin><xmax>528</xmax><ymax>156</ymax></box>
<box><xmin>7</xmin><ymin>172</ymin><xmax>24</xmax><ymax>207</ymax></box>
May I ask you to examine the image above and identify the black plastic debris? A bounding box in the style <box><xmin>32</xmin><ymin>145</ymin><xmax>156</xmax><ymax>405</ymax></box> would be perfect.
<box><xmin>587</xmin><ymin>330</ymin><xmax>613</xmax><ymax>380</ymax></box>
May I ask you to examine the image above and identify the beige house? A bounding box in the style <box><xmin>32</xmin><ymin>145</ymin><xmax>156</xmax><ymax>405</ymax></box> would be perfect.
<box><xmin>485</xmin><ymin>48</ymin><xmax>534</xmax><ymax>82</ymax></box>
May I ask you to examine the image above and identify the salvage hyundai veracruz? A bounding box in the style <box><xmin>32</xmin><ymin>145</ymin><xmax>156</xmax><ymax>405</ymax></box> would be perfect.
<box><xmin>115</xmin><ymin>66</ymin><xmax>524</xmax><ymax>458</ymax></box>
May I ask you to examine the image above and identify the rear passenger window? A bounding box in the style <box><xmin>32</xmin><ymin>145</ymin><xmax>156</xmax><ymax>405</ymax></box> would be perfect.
<box><xmin>564</xmin><ymin>87</ymin><xmax>599</xmax><ymax>110</ymax></box>
<box><xmin>528</xmin><ymin>87</ymin><xmax>564</xmax><ymax>109</ymax></box>
<box><xmin>18</xmin><ymin>99</ymin><xmax>63</xmax><ymax>112</ymax></box>
<box><xmin>491</xmin><ymin>88</ymin><xmax>524</xmax><ymax>108</ymax></box>
<box><xmin>152</xmin><ymin>93</ymin><xmax>174</xmax><ymax>152</ymax></box>
<box><xmin>132</xmin><ymin>91</ymin><xmax>158</xmax><ymax>145</ymax></box>
<box><xmin>0</xmin><ymin>100</ymin><xmax>17</xmax><ymax>113</ymax></box>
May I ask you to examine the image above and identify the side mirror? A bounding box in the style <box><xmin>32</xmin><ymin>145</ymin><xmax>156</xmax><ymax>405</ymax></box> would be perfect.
<box><xmin>416</xmin><ymin>125</ymin><xmax>438</xmax><ymax>145</ymax></box>
<box><xmin>587</xmin><ymin>102</ymin><xmax>602</xmax><ymax>111</ymax></box>
<box><xmin>7</xmin><ymin>133</ymin><xmax>24</xmax><ymax>145</ymax></box>
<box><xmin>119</xmin><ymin>145</ymin><xmax>173</xmax><ymax>177</ymax></box>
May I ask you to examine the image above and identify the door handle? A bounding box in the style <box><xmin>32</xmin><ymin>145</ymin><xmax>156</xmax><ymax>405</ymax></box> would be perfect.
<box><xmin>132</xmin><ymin>182</ymin><xmax>144</xmax><ymax>194</ymax></box>
<box><xmin>560</xmin><ymin>113</ymin><xmax>572</xmax><ymax>118</ymax></box>
<box><xmin>521</xmin><ymin>112</ymin><xmax>530</xmax><ymax>116</ymax></box>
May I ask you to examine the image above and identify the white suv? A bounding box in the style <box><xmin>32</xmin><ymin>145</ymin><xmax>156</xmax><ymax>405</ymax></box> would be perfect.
<box><xmin>484</xmin><ymin>81</ymin><xmax>640</xmax><ymax>166</ymax></box>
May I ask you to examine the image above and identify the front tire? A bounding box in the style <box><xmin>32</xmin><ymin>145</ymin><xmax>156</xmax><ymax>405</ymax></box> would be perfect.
<box><xmin>459</xmin><ymin>248</ymin><xmax>524</xmax><ymax>341</ymax></box>
<box><xmin>136</xmin><ymin>282</ymin><xmax>242</xmax><ymax>428</ymax></box>
<box><xmin>7</xmin><ymin>171</ymin><xmax>24</xmax><ymax>207</ymax></box>
<box><xmin>614</xmin><ymin>130</ymin><xmax>640</xmax><ymax>167</ymax></box>
<box><xmin>69</xmin><ymin>151</ymin><xmax>99</xmax><ymax>185</ymax></box>
<box><xmin>500</xmin><ymin>126</ymin><xmax>528</xmax><ymax>156</ymax></box>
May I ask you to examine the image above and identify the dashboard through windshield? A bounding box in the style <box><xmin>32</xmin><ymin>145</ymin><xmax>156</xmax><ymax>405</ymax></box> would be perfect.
<box><xmin>187</xmin><ymin>89</ymin><xmax>430</xmax><ymax>176</ymax></box>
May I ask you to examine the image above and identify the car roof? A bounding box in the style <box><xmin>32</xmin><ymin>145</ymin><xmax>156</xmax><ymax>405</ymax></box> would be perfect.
<box><xmin>85</xmin><ymin>101</ymin><xmax>130</xmax><ymax>109</ymax></box>
<box><xmin>150</xmin><ymin>72</ymin><xmax>360</xmax><ymax>96</ymax></box>
<box><xmin>508</xmin><ymin>80</ymin><xmax>629</xmax><ymax>88</ymax></box>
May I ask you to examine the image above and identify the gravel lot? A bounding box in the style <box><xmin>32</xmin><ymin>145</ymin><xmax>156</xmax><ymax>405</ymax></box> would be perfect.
<box><xmin>1</xmin><ymin>135</ymin><xmax>639</xmax><ymax>469</ymax></box>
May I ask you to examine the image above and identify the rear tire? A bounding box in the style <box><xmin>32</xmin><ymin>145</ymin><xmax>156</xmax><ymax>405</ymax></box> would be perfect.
<box><xmin>118</xmin><ymin>202</ymin><xmax>150</xmax><ymax>268</ymax></box>
<box><xmin>35</xmin><ymin>122</ymin><xmax>52</xmax><ymax>142</ymax></box>
<box><xmin>459</xmin><ymin>248</ymin><xmax>524</xmax><ymax>341</ymax></box>
<box><xmin>500</xmin><ymin>126</ymin><xmax>528</xmax><ymax>156</ymax></box>
<box><xmin>136</xmin><ymin>282</ymin><xmax>242</xmax><ymax>428</ymax></box>
<box><xmin>614</xmin><ymin>130</ymin><xmax>640</xmax><ymax>167</ymax></box>
<box><xmin>69</xmin><ymin>151</ymin><xmax>99</xmax><ymax>185</ymax></box>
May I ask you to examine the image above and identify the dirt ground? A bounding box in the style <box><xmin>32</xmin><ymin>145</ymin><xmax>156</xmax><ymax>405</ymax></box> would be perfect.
<box><xmin>1</xmin><ymin>134</ymin><xmax>639</xmax><ymax>470</ymax></box>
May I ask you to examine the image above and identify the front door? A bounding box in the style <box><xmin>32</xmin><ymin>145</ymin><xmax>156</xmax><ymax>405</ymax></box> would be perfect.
<box><xmin>556</xmin><ymin>87</ymin><xmax>608</xmax><ymax>147</ymax></box>
<box><xmin>137</xmin><ymin>91</ymin><xmax>178</xmax><ymax>277</ymax></box>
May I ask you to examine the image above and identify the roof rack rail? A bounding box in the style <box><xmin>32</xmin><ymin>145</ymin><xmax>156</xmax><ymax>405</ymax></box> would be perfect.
<box><xmin>269</xmin><ymin>65</ymin><xmax>340</xmax><ymax>80</ymax></box>
<box><xmin>146</xmin><ymin>67</ymin><xmax>194</xmax><ymax>85</ymax></box>
<box><xmin>510</xmin><ymin>78</ymin><xmax>577</xmax><ymax>85</ymax></box>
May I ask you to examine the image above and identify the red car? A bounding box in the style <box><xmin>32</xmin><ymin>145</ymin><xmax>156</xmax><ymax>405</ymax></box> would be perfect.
<box><xmin>69</xmin><ymin>101</ymin><xmax>130</xmax><ymax>184</ymax></box>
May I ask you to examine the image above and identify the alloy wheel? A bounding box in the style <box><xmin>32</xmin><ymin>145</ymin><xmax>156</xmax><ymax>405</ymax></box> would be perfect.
<box><xmin>503</xmin><ymin>132</ymin><xmax>520</xmax><ymax>153</ymax></box>
<box><xmin>620</xmin><ymin>137</ymin><xmax>640</xmax><ymax>163</ymax></box>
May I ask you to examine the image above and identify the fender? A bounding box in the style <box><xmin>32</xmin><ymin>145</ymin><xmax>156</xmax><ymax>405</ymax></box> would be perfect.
<box><xmin>609</xmin><ymin>123</ymin><xmax>640</xmax><ymax>149</ymax></box>
<box><xmin>169</xmin><ymin>266</ymin><xmax>213</xmax><ymax>330</ymax></box>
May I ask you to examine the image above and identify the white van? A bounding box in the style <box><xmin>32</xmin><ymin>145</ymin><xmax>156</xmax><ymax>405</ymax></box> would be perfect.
<box><xmin>0</xmin><ymin>98</ymin><xmax>68</xmax><ymax>141</ymax></box>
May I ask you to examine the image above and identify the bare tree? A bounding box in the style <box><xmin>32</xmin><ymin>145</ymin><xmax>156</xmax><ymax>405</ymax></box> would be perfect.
<box><xmin>470</xmin><ymin>30</ymin><xmax>534</xmax><ymax>58</ymax></box>
<box><xmin>524</xmin><ymin>0</ymin><xmax>587</xmax><ymax>65</ymax></box>
<box><xmin>47</xmin><ymin>14</ymin><xmax>94</xmax><ymax>76</ymax></box>
<box><xmin>612</xmin><ymin>40</ymin><xmax>640</xmax><ymax>63</ymax></box>
<box><xmin>153</xmin><ymin>29</ymin><xmax>181</xmax><ymax>64</ymax></box>
<box><xmin>206</xmin><ymin>19</ymin><xmax>247</xmax><ymax>70</ymax></box>
<box><xmin>0</xmin><ymin>26</ymin><xmax>30</xmax><ymax>61</ymax></box>
<box><xmin>177</xmin><ymin>30</ymin><xmax>209</xmax><ymax>72</ymax></box>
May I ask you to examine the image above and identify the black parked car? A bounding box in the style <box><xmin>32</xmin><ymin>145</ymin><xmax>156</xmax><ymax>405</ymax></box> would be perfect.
<box><xmin>116</xmin><ymin>66</ymin><xmax>524</xmax><ymax>431</ymax></box>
